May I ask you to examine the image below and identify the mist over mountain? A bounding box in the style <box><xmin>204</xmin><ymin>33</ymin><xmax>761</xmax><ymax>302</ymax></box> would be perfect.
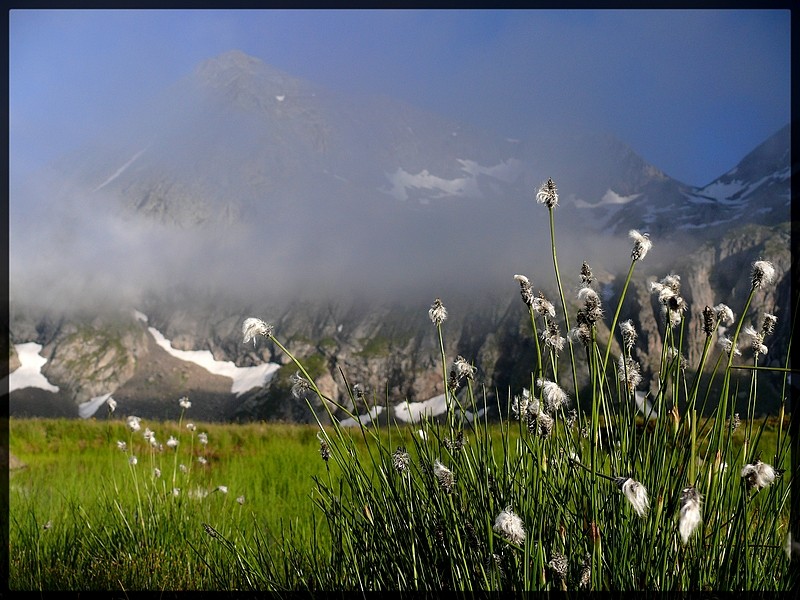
<box><xmin>9</xmin><ymin>50</ymin><xmax>792</xmax><ymax>421</ymax></box>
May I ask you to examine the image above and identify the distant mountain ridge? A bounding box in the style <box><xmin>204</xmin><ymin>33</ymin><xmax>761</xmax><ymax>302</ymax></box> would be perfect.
<box><xmin>10</xmin><ymin>50</ymin><xmax>792</xmax><ymax>421</ymax></box>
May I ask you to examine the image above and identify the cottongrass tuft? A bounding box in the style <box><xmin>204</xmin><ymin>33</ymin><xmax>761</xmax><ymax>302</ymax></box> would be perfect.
<box><xmin>741</xmin><ymin>460</ymin><xmax>780</xmax><ymax>492</ymax></box>
<box><xmin>620</xmin><ymin>319</ymin><xmax>637</xmax><ymax>351</ymax></box>
<box><xmin>714</xmin><ymin>303</ymin><xmax>735</xmax><ymax>326</ymax></box>
<box><xmin>129</xmin><ymin>455</ymin><xmax>138</xmax><ymax>466</ymax></box>
<box><xmin>533</xmin><ymin>292</ymin><xmax>556</xmax><ymax>319</ymax></box>
<box><xmin>317</xmin><ymin>432</ymin><xmax>331</xmax><ymax>462</ymax></box>
<box><xmin>198</xmin><ymin>432</ymin><xmax>209</xmax><ymax>445</ymax></box>
<box><xmin>237</xmin><ymin>495</ymin><xmax>245</xmax><ymax>505</ymax></box>
<box><xmin>577</xmin><ymin>554</ymin><xmax>592</xmax><ymax>589</ymax></box>
<box><xmin>580</xmin><ymin>261</ymin><xmax>594</xmax><ymax>285</ymax></box>
<box><xmin>616</xmin><ymin>477</ymin><xmax>649</xmax><ymax>517</ymax></box>
<box><xmin>127</xmin><ymin>416</ymin><xmax>141</xmax><ymax>432</ymax></box>
<box><xmin>541</xmin><ymin>320</ymin><xmax>566</xmax><ymax>353</ymax></box>
<box><xmin>577</xmin><ymin>286</ymin><xmax>603</xmax><ymax>325</ymax></box>
<box><xmin>629</xmin><ymin>230</ymin><xmax>652</xmax><ymax>261</ymax></box>
<box><xmin>178</xmin><ymin>396</ymin><xmax>192</xmax><ymax>410</ymax></box>
<box><xmin>547</xmin><ymin>551</ymin><xmax>568</xmax><ymax>582</ymax></box>
<box><xmin>291</xmin><ymin>371</ymin><xmax>313</xmax><ymax>399</ymax></box>
<box><xmin>568</xmin><ymin>323</ymin><xmax>592</xmax><ymax>348</ymax></box>
<box><xmin>536</xmin><ymin>177</ymin><xmax>559</xmax><ymax>209</ymax></box>
<box><xmin>514</xmin><ymin>274</ymin><xmax>534</xmax><ymax>306</ymax></box>
<box><xmin>536</xmin><ymin>378</ymin><xmax>570</xmax><ymax>413</ymax></box>
<box><xmin>106</xmin><ymin>397</ymin><xmax>117</xmax><ymax>414</ymax></box>
<box><xmin>166</xmin><ymin>436</ymin><xmax>179</xmax><ymax>449</ymax></box>
<box><xmin>242</xmin><ymin>317</ymin><xmax>274</xmax><ymax>347</ymax></box>
<box><xmin>392</xmin><ymin>447</ymin><xmax>410</xmax><ymax>474</ymax></box>
<box><xmin>743</xmin><ymin>326</ymin><xmax>768</xmax><ymax>356</ymax></box>
<box><xmin>679</xmin><ymin>486</ymin><xmax>702</xmax><ymax>545</ymax></box>
<box><xmin>116</xmin><ymin>440</ymin><xmax>127</xmax><ymax>452</ymax></box>
<box><xmin>618</xmin><ymin>356</ymin><xmax>642</xmax><ymax>393</ymax></box>
<box><xmin>433</xmin><ymin>460</ymin><xmax>454</xmax><ymax>493</ymax></box>
<box><xmin>761</xmin><ymin>312</ymin><xmax>778</xmax><ymax>337</ymax></box>
<box><xmin>530</xmin><ymin>411</ymin><xmax>554</xmax><ymax>439</ymax></box>
<box><xmin>493</xmin><ymin>506</ymin><xmax>526</xmax><ymax>546</ymax></box>
<box><xmin>186</xmin><ymin>422</ymin><xmax>196</xmax><ymax>432</ymax></box>
<box><xmin>717</xmin><ymin>336</ymin><xmax>741</xmax><ymax>357</ymax></box>
<box><xmin>429</xmin><ymin>297</ymin><xmax>448</xmax><ymax>326</ymax></box>
<box><xmin>751</xmin><ymin>260</ymin><xmax>776</xmax><ymax>289</ymax></box>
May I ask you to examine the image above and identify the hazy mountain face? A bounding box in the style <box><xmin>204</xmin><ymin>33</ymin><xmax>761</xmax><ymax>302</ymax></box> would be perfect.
<box><xmin>9</xmin><ymin>50</ymin><xmax>791</xmax><ymax>420</ymax></box>
<box><xmin>11</xmin><ymin>50</ymin><xmax>701</xmax><ymax>316</ymax></box>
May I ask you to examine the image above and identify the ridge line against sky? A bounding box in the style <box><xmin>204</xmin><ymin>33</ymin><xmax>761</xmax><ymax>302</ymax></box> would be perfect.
<box><xmin>9</xmin><ymin>8</ymin><xmax>790</xmax><ymax>187</ymax></box>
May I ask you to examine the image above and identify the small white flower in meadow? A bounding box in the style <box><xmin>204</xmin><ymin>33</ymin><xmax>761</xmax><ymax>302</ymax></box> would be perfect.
<box><xmin>179</xmin><ymin>464</ymin><xmax>188</xmax><ymax>473</ymax></box>
<box><xmin>129</xmin><ymin>455</ymin><xmax>138</xmax><ymax>466</ymax></box>
<box><xmin>629</xmin><ymin>230</ymin><xmax>652</xmax><ymax>261</ymax></box>
<box><xmin>616</xmin><ymin>477</ymin><xmax>649</xmax><ymax>517</ymax></box>
<box><xmin>172</xmin><ymin>488</ymin><xmax>181</xmax><ymax>497</ymax></box>
<box><xmin>433</xmin><ymin>460</ymin><xmax>454</xmax><ymax>493</ymax></box>
<box><xmin>741</xmin><ymin>460</ymin><xmax>780</xmax><ymax>491</ymax></box>
<box><xmin>106</xmin><ymin>397</ymin><xmax>117</xmax><ymax>413</ymax></box>
<box><xmin>242</xmin><ymin>317</ymin><xmax>273</xmax><ymax>346</ymax></box>
<box><xmin>216</xmin><ymin>485</ymin><xmax>228</xmax><ymax>494</ymax></box>
<box><xmin>536</xmin><ymin>378</ymin><xmax>570</xmax><ymax>413</ymax></box>
<box><xmin>179</xmin><ymin>396</ymin><xmax>192</xmax><ymax>410</ymax></box>
<box><xmin>751</xmin><ymin>260</ymin><xmax>776</xmax><ymax>289</ymax></box>
<box><xmin>237</xmin><ymin>495</ymin><xmax>246</xmax><ymax>505</ymax></box>
<box><xmin>186</xmin><ymin>422</ymin><xmax>196</xmax><ymax>432</ymax></box>
<box><xmin>43</xmin><ymin>520</ymin><xmax>52</xmax><ymax>531</ymax></box>
<box><xmin>198</xmin><ymin>456</ymin><xmax>208</xmax><ymax>465</ymax></box>
<box><xmin>428</xmin><ymin>297</ymin><xmax>448</xmax><ymax>326</ymax></box>
<box><xmin>679</xmin><ymin>486</ymin><xmax>702</xmax><ymax>544</ymax></box>
<box><xmin>154</xmin><ymin>468</ymin><xmax>161</xmax><ymax>478</ymax></box>
<box><xmin>116</xmin><ymin>440</ymin><xmax>127</xmax><ymax>452</ymax></box>
<box><xmin>127</xmin><ymin>416</ymin><xmax>141</xmax><ymax>432</ymax></box>
<box><xmin>166</xmin><ymin>436</ymin><xmax>179</xmax><ymax>449</ymax></box>
<box><xmin>493</xmin><ymin>506</ymin><xmax>526</xmax><ymax>545</ymax></box>
<box><xmin>143</xmin><ymin>428</ymin><xmax>155</xmax><ymax>443</ymax></box>
<box><xmin>536</xmin><ymin>177</ymin><xmax>559</xmax><ymax>208</ymax></box>
<box><xmin>198</xmin><ymin>432</ymin><xmax>209</xmax><ymax>445</ymax></box>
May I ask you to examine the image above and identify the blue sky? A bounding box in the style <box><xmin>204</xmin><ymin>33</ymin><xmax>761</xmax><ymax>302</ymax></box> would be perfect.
<box><xmin>10</xmin><ymin>8</ymin><xmax>791</xmax><ymax>187</ymax></box>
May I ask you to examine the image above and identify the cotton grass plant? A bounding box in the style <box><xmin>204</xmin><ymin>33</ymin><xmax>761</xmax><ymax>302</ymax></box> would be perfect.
<box><xmin>191</xmin><ymin>177</ymin><xmax>796</xmax><ymax>592</ymax></box>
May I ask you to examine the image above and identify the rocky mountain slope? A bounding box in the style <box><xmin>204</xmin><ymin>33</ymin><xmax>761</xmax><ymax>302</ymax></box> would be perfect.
<box><xmin>8</xmin><ymin>50</ymin><xmax>792</xmax><ymax>421</ymax></box>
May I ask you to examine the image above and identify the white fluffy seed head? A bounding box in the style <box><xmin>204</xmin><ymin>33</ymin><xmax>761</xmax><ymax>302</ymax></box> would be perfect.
<box><xmin>679</xmin><ymin>486</ymin><xmax>702</xmax><ymax>544</ymax></box>
<box><xmin>618</xmin><ymin>477</ymin><xmax>649</xmax><ymax>517</ymax></box>
<box><xmin>493</xmin><ymin>506</ymin><xmax>526</xmax><ymax>545</ymax></box>
<box><xmin>629</xmin><ymin>230</ymin><xmax>652</xmax><ymax>261</ymax></box>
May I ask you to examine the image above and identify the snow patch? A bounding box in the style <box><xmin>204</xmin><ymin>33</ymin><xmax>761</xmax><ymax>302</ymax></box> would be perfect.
<box><xmin>575</xmin><ymin>189</ymin><xmax>641</xmax><ymax>209</ymax></box>
<box><xmin>8</xmin><ymin>342</ymin><xmax>60</xmax><ymax>393</ymax></box>
<box><xmin>634</xmin><ymin>391</ymin><xmax>657</xmax><ymax>421</ymax></box>
<box><xmin>382</xmin><ymin>158</ymin><xmax>520</xmax><ymax>201</ymax></box>
<box><xmin>393</xmin><ymin>394</ymin><xmax>485</xmax><ymax>423</ymax></box>
<box><xmin>78</xmin><ymin>392</ymin><xmax>114</xmax><ymax>419</ymax></box>
<box><xmin>338</xmin><ymin>406</ymin><xmax>385</xmax><ymax>427</ymax></box>
<box><xmin>94</xmin><ymin>147</ymin><xmax>147</xmax><ymax>192</ymax></box>
<box><xmin>147</xmin><ymin>326</ymin><xmax>280</xmax><ymax>396</ymax></box>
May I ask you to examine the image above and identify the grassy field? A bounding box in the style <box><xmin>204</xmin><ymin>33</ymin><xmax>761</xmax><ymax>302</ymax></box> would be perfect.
<box><xmin>8</xmin><ymin>410</ymin><xmax>794</xmax><ymax>591</ymax></box>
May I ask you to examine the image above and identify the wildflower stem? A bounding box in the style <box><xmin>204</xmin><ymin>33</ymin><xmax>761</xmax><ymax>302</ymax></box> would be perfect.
<box><xmin>602</xmin><ymin>259</ymin><xmax>636</xmax><ymax>373</ymax></box>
